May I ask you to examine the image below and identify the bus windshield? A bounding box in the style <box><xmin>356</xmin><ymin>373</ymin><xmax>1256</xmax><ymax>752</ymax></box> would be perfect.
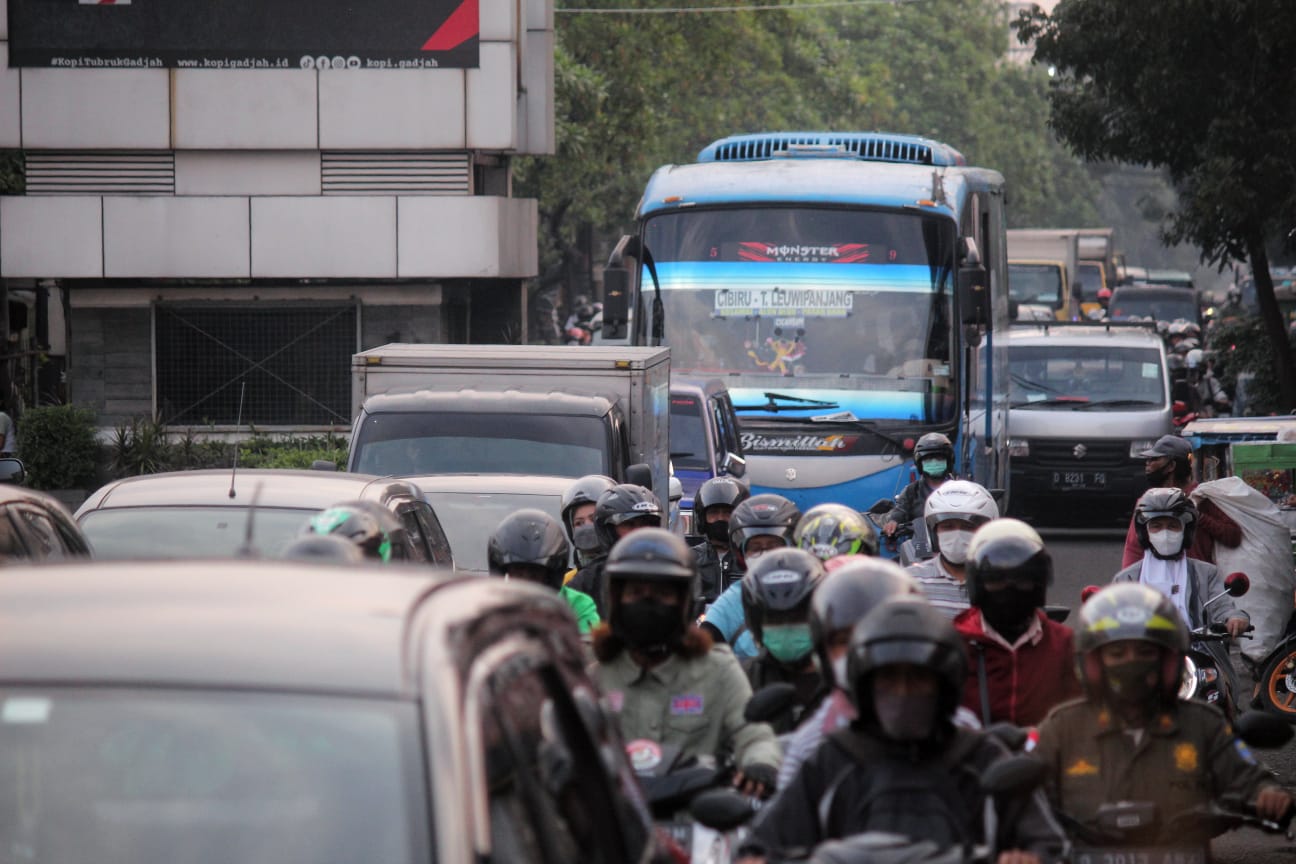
<box><xmin>645</xmin><ymin>207</ymin><xmax>955</xmax><ymax>410</ymax></box>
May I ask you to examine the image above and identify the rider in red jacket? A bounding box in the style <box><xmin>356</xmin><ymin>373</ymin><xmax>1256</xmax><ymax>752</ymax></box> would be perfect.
<box><xmin>955</xmin><ymin>520</ymin><xmax>1081</xmax><ymax>727</ymax></box>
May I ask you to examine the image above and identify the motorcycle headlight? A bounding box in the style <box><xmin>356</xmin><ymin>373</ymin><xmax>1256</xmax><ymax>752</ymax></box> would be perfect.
<box><xmin>1178</xmin><ymin>655</ymin><xmax>1199</xmax><ymax>700</ymax></box>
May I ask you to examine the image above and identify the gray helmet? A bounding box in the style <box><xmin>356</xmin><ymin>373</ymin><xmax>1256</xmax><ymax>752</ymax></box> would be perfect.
<box><xmin>808</xmin><ymin>558</ymin><xmax>920</xmax><ymax>687</ymax></box>
<box><xmin>487</xmin><ymin>509</ymin><xmax>572</xmax><ymax>591</ymax></box>
<box><xmin>560</xmin><ymin>474</ymin><xmax>617</xmax><ymax>537</ymax></box>
<box><xmin>729</xmin><ymin>493</ymin><xmax>801</xmax><ymax>567</ymax></box>
<box><xmin>844</xmin><ymin>596</ymin><xmax>967</xmax><ymax>725</ymax></box>
<box><xmin>1134</xmin><ymin>487</ymin><xmax>1197</xmax><ymax>559</ymax></box>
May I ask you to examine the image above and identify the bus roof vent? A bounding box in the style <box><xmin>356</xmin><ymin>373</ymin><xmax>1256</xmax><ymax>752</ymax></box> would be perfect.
<box><xmin>698</xmin><ymin>132</ymin><xmax>966</xmax><ymax>167</ymax></box>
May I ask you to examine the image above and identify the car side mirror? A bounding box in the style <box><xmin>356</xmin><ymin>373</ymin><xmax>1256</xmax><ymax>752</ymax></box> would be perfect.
<box><xmin>721</xmin><ymin>452</ymin><xmax>747</xmax><ymax>478</ymax></box>
<box><xmin>0</xmin><ymin>457</ymin><xmax>25</xmax><ymax>485</ymax></box>
<box><xmin>1235</xmin><ymin>710</ymin><xmax>1294</xmax><ymax>749</ymax></box>
<box><xmin>980</xmin><ymin>755</ymin><xmax>1046</xmax><ymax>795</ymax></box>
<box><xmin>602</xmin><ymin>266</ymin><xmax>630</xmax><ymax>341</ymax></box>
<box><xmin>625</xmin><ymin>462</ymin><xmax>653</xmax><ymax>491</ymax></box>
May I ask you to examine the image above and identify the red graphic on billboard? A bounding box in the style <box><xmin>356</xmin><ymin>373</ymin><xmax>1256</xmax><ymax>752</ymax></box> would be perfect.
<box><xmin>423</xmin><ymin>0</ymin><xmax>479</xmax><ymax>51</ymax></box>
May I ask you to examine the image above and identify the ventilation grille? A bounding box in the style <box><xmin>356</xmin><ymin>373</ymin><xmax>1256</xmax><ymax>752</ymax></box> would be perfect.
<box><xmin>322</xmin><ymin>152</ymin><xmax>472</xmax><ymax>195</ymax></box>
<box><xmin>699</xmin><ymin>133</ymin><xmax>965</xmax><ymax>167</ymax></box>
<box><xmin>25</xmin><ymin>151</ymin><xmax>175</xmax><ymax>195</ymax></box>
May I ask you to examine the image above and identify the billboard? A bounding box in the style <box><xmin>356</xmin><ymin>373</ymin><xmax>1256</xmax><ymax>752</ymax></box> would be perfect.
<box><xmin>7</xmin><ymin>0</ymin><xmax>479</xmax><ymax>69</ymax></box>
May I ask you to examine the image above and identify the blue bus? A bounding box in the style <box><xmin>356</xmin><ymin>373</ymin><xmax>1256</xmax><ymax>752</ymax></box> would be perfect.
<box><xmin>600</xmin><ymin>132</ymin><xmax>1011</xmax><ymax>516</ymax></box>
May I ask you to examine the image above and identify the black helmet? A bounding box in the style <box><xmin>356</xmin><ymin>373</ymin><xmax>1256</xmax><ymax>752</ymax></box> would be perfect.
<box><xmin>560</xmin><ymin>474</ymin><xmax>617</xmax><ymax>537</ymax></box>
<box><xmin>913</xmin><ymin>432</ymin><xmax>954</xmax><ymax>477</ymax></box>
<box><xmin>695</xmin><ymin>475</ymin><xmax>750</xmax><ymax>521</ymax></box>
<box><xmin>808</xmin><ymin>558</ymin><xmax>919</xmax><ymax>686</ymax></box>
<box><xmin>281</xmin><ymin>533</ymin><xmax>366</xmax><ymax>565</ymax></box>
<box><xmin>604</xmin><ymin>527</ymin><xmax>700</xmax><ymax>639</ymax></box>
<box><xmin>1134</xmin><ymin>487</ymin><xmax>1197</xmax><ymax>559</ymax></box>
<box><xmin>594</xmin><ymin>484</ymin><xmax>662</xmax><ymax>550</ymax></box>
<box><xmin>1075</xmin><ymin>583</ymin><xmax>1188</xmax><ymax>702</ymax></box>
<box><xmin>729</xmin><ymin>493</ymin><xmax>801</xmax><ymax>567</ymax></box>
<box><xmin>793</xmin><ymin>503</ymin><xmax>879</xmax><ymax>560</ymax></box>
<box><xmin>844</xmin><ymin>596</ymin><xmax>966</xmax><ymax>723</ymax></box>
<box><xmin>740</xmin><ymin>548</ymin><xmax>826</xmax><ymax>651</ymax></box>
<box><xmin>964</xmin><ymin>518</ymin><xmax>1052</xmax><ymax>608</ymax></box>
<box><xmin>487</xmin><ymin>509</ymin><xmax>571</xmax><ymax>591</ymax></box>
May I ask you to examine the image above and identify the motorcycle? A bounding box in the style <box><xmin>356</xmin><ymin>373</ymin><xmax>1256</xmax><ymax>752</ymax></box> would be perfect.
<box><xmin>865</xmin><ymin>501</ymin><xmax>928</xmax><ymax>566</ymax></box>
<box><xmin>1246</xmin><ymin>606</ymin><xmax>1296</xmax><ymax>718</ymax></box>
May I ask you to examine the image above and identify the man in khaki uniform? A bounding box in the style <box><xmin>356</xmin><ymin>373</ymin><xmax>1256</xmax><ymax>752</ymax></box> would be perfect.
<box><xmin>1035</xmin><ymin>583</ymin><xmax>1290</xmax><ymax>840</ymax></box>
<box><xmin>591</xmin><ymin>528</ymin><xmax>780</xmax><ymax>797</ymax></box>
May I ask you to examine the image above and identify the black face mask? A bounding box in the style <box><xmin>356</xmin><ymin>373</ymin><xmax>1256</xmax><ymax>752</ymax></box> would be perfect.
<box><xmin>614</xmin><ymin>600</ymin><xmax>682</xmax><ymax>652</ymax></box>
<box><xmin>979</xmin><ymin>588</ymin><xmax>1038</xmax><ymax>642</ymax></box>
<box><xmin>705</xmin><ymin>519</ymin><xmax>731</xmax><ymax>546</ymax></box>
<box><xmin>1104</xmin><ymin>659</ymin><xmax>1161</xmax><ymax>709</ymax></box>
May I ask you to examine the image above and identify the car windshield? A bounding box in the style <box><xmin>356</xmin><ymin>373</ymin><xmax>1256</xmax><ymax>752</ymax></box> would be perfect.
<box><xmin>1110</xmin><ymin>291</ymin><xmax>1197</xmax><ymax>324</ymax></box>
<box><xmin>421</xmin><ymin>489</ymin><xmax>564</xmax><ymax>574</ymax></box>
<box><xmin>0</xmin><ymin>689</ymin><xmax>428</xmax><ymax>864</ymax></box>
<box><xmin>1008</xmin><ymin>262</ymin><xmax>1063</xmax><ymax>307</ymax></box>
<box><xmin>352</xmin><ymin>412</ymin><xmax>609</xmax><ymax>478</ymax></box>
<box><xmin>1009</xmin><ymin>345</ymin><xmax>1166</xmax><ymax>408</ymax></box>
<box><xmin>670</xmin><ymin>395</ymin><xmax>708</xmax><ymax>471</ymax></box>
<box><xmin>79</xmin><ymin>507</ymin><xmax>318</xmax><ymax>560</ymax></box>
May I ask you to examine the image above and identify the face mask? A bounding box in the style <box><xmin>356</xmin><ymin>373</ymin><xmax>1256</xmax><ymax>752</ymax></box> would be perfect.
<box><xmin>938</xmin><ymin>529</ymin><xmax>974</xmax><ymax>565</ymax></box>
<box><xmin>873</xmin><ymin>689</ymin><xmax>939</xmax><ymax>742</ymax></box>
<box><xmin>1148</xmin><ymin>527</ymin><xmax>1184</xmax><ymax>558</ymax></box>
<box><xmin>571</xmin><ymin>523</ymin><xmax>601</xmax><ymax>554</ymax></box>
<box><xmin>921</xmin><ymin>459</ymin><xmax>949</xmax><ymax>478</ymax></box>
<box><xmin>762</xmin><ymin>624</ymin><xmax>814</xmax><ymax>665</ymax></box>
<box><xmin>831</xmin><ymin>655</ymin><xmax>849</xmax><ymax>689</ymax></box>
<box><xmin>1104</xmin><ymin>659</ymin><xmax>1161</xmax><ymax>707</ymax></box>
<box><xmin>705</xmin><ymin>519</ymin><xmax>731</xmax><ymax>546</ymax></box>
<box><xmin>979</xmin><ymin>588</ymin><xmax>1038</xmax><ymax>640</ymax></box>
<box><xmin>614</xmin><ymin>600</ymin><xmax>681</xmax><ymax>651</ymax></box>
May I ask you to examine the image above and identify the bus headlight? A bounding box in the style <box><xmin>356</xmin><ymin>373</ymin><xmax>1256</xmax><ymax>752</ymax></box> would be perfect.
<box><xmin>1008</xmin><ymin>438</ymin><xmax>1030</xmax><ymax>458</ymax></box>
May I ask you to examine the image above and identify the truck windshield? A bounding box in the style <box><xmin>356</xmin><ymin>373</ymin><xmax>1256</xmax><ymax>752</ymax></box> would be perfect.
<box><xmin>0</xmin><ymin>689</ymin><xmax>427</xmax><ymax>864</ymax></box>
<box><xmin>1009</xmin><ymin>345</ymin><xmax>1166</xmax><ymax>408</ymax></box>
<box><xmin>1008</xmin><ymin>262</ymin><xmax>1063</xmax><ymax>308</ymax></box>
<box><xmin>352</xmin><ymin>412</ymin><xmax>610</xmax><ymax>477</ymax></box>
<box><xmin>645</xmin><ymin>207</ymin><xmax>954</xmax><ymax>398</ymax></box>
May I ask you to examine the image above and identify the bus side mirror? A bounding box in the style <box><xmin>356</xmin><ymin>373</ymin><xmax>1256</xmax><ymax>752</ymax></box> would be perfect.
<box><xmin>602</xmin><ymin>266</ymin><xmax>630</xmax><ymax>340</ymax></box>
<box><xmin>958</xmin><ymin>264</ymin><xmax>991</xmax><ymax>326</ymax></box>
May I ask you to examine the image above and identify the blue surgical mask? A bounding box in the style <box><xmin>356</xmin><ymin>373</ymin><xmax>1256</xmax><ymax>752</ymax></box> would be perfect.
<box><xmin>921</xmin><ymin>459</ymin><xmax>949</xmax><ymax>478</ymax></box>
<box><xmin>762</xmin><ymin>624</ymin><xmax>814</xmax><ymax>665</ymax></box>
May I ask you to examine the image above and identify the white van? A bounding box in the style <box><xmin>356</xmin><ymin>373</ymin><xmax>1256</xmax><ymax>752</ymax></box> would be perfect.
<box><xmin>1005</xmin><ymin>322</ymin><xmax>1173</xmax><ymax>525</ymax></box>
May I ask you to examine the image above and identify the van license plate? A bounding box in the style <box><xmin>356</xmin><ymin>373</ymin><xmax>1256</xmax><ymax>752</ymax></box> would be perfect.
<box><xmin>1052</xmin><ymin>470</ymin><xmax>1107</xmax><ymax>490</ymax></box>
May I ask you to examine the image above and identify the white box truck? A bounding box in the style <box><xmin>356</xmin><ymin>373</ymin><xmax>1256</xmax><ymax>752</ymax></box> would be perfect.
<box><xmin>347</xmin><ymin>344</ymin><xmax>672</xmax><ymax>500</ymax></box>
<box><xmin>1007</xmin><ymin>229</ymin><xmax>1081</xmax><ymax>321</ymax></box>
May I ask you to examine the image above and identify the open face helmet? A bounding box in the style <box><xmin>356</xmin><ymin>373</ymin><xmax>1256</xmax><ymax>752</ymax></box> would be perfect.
<box><xmin>923</xmin><ymin>481</ymin><xmax>998</xmax><ymax>563</ymax></box>
<box><xmin>1134</xmin><ymin>487</ymin><xmax>1197</xmax><ymax>560</ymax></box>
<box><xmin>913</xmin><ymin>432</ymin><xmax>955</xmax><ymax>479</ymax></box>
<box><xmin>728</xmin><ymin>494</ymin><xmax>801</xmax><ymax>568</ymax></box>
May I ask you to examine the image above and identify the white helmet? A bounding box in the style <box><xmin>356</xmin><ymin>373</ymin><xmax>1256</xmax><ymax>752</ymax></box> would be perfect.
<box><xmin>924</xmin><ymin>480</ymin><xmax>999</xmax><ymax>558</ymax></box>
<box><xmin>1185</xmin><ymin>348</ymin><xmax>1205</xmax><ymax>370</ymax></box>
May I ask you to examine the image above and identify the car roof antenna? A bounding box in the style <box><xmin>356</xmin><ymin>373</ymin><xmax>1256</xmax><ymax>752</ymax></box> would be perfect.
<box><xmin>228</xmin><ymin>381</ymin><xmax>246</xmax><ymax>499</ymax></box>
<box><xmin>236</xmin><ymin>481</ymin><xmax>265</xmax><ymax>559</ymax></box>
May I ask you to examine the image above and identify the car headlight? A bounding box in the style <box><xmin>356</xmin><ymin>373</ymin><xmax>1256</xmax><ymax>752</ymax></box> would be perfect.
<box><xmin>1130</xmin><ymin>439</ymin><xmax>1156</xmax><ymax>458</ymax></box>
<box><xmin>1178</xmin><ymin>655</ymin><xmax>1199</xmax><ymax>700</ymax></box>
<box><xmin>1008</xmin><ymin>438</ymin><xmax>1030</xmax><ymax>458</ymax></box>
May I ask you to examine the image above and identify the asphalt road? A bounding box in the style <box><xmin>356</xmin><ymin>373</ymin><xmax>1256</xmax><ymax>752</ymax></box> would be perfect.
<box><xmin>1042</xmin><ymin>528</ymin><xmax>1296</xmax><ymax>863</ymax></box>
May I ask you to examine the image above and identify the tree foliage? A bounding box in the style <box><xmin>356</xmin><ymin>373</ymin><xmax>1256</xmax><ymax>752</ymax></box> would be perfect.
<box><xmin>1018</xmin><ymin>0</ymin><xmax>1296</xmax><ymax>407</ymax></box>
<box><xmin>516</xmin><ymin>0</ymin><xmax>1105</xmax><ymax>309</ymax></box>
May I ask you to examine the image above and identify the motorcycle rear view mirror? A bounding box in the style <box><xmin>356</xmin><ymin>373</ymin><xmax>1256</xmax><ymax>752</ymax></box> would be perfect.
<box><xmin>980</xmin><ymin>755</ymin><xmax>1047</xmax><ymax>796</ymax></box>
<box><xmin>1081</xmin><ymin>585</ymin><xmax>1102</xmax><ymax>604</ymax></box>
<box><xmin>1044</xmin><ymin>605</ymin><xmax>1071</xmax><ymax>624</ymax></box>
<box><xmin>1224</xmin><ymin>572</ymin><xmax>1250</xmax><ymax>597</ymax></box>
<box><xmin>868</xmin><ymin>498</ymin><xmax>894</xmax><ymax>515</ymax></box>
<box><xmin>689</xmin><ymin>788</ymin><xmax>754</xmax><ymax>832</ymax></box>
<box><xmin>1234</xmin><ymin>710</ymin><xmax>1295</xmax><ymax>749</ymax></box>
<box><xmin>745</xmin><ymin>682</ymin><xmax>798</xmax><ymax>723</ymax></box>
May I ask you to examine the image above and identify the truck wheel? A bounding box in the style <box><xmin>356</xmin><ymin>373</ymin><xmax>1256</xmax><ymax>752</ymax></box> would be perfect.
<box><xmin>1258</xmin><ymin>647</ymin><xmax>1296</xmax><ymax>719</ymax></box>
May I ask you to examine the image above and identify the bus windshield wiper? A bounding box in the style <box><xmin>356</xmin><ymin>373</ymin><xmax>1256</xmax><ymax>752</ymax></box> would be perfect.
<box><xmin>808</xmin><ymin>411</ymin><xmax>910</xmax><ymax>450</ymax></box>
<box><xmin>732</xmin><ymin>391</ymin><xmax>840</xmax><ymax>413</ymax></box>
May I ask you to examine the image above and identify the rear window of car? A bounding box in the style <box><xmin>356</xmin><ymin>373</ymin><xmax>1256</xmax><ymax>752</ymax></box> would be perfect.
<box><xmin>1109</xmin><ymin>290</ymin><xmax>1198</xmax><ymax>324</ymax></box>
<box><xmin>422</xmin><ymin>490</ymin><xmax>564</xmax><ymax>574</ymax></box>
<box><xmin>0</xmin><ymin>689</ymin><xmax>430</xmax><ymax>864</ymax></box>
<box><xmin>79</xmin><ymin>507</ymin><xmax>317</xmax><ymax>560</ymax></box>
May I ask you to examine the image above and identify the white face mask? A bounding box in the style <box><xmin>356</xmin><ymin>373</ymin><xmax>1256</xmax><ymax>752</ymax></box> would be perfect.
<box><xmin>831</xmin><ymin>655</ymin><xmax>849</xmax><ymax>688</ymax></box>
<box><xmin>939</xmin><ymin>529</ymin><xmax>975</xmax><ymax>565</ymax></box>
<box><xmin>1148</xmin><ymin>527</ymin><xmax>1185</xmax><ymax>558</ymax></box>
